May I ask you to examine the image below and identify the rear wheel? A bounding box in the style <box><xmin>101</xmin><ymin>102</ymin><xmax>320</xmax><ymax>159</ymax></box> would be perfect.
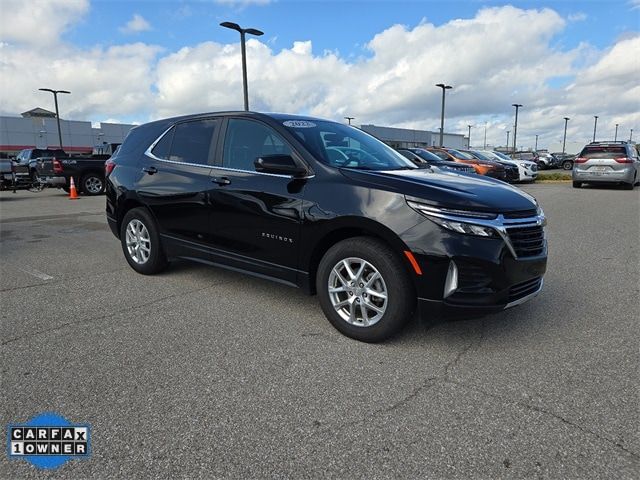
<box><xmin>81</xmin><ymin>173</ymin><xmax>104</xmax><ymax>195</ymax></box>
<box><xmin>572</xmin><ymin>181</ymin><xmax>581</xmax><ymax>188</ymax></box>
<box><xmin>120</xmin><ymin>208</ymin><xmax>168</xmax><ymax>274</ymax></box>
<box><xmin>316</xmin><ymin>237</ymin><xmax>414</xmax><ymax>342</ymax></box>
<box><xmin>562</xmin><ymin>161</ymin><xmax>573</xmax><ymax>170</ymax></box>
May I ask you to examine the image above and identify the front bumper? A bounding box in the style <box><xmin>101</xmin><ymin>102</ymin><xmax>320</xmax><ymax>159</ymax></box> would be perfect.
<box><xmin>400</xmin><ymin>211</ymin><xmax>547</xmax><ymax>317</ymax></box>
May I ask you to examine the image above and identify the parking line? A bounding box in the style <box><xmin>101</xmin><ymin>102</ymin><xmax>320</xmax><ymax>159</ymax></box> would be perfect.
<box><xmin>16</xmin><ymin>265</ymin><xmax>54</xmax><ymax>281</ymax></box>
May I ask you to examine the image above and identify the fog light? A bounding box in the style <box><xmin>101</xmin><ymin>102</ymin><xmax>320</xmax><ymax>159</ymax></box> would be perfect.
<box><xmin>443</xmin><ymin>261</ymin><xmax>458</xmax><ymax>298</ymax></box>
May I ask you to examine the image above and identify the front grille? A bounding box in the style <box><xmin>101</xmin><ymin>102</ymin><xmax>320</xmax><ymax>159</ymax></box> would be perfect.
<box><xmin>506</xmin><ymin>225</ymin><xmax>545</xmax><ymax>257</ymax></box>
<box><xmin>509</xmin><ymin>277</ymin><xmax>542</xmax><ymax>302</ymax></box>
<box><xmin>503</xmin><ymin>209</ymin><xmax>538</xmax><ymax>219</ymax></box>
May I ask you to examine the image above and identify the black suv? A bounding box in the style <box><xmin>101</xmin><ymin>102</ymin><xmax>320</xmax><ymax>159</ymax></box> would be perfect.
<box><xmin>106</xmin><ymin>112</ymin><xmax>547</xmax><ymax>342</ymax></box>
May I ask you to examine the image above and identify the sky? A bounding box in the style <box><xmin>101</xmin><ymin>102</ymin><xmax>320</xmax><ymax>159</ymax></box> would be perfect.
<box><xmin>0</xmin><ymin>0</ymin><xmax>638</xmax><ymax>150</ymax></box>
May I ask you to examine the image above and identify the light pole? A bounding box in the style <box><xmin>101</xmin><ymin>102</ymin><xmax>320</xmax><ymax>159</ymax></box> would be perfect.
<box><xmin>483</xmin><ymin>122</ymin><xmax>487</xmax><ymax>149</ymax></box>
<box><xmin>220</xmin><ymin>22</ymin><xmax>264</xmax><ymax>111</ymax></box>
<box><xmin>562</xmin><ymin>117</ymin><xmax>570</xmax><ymax>154</ymax></box>
<box><xmin>535</xmin><ymin>134</ymin><xmax>539</xmax><ymax>151</ymax></box>
<box><xmin>506</xmin><ymin>130</ymin><xmax>510</xmax><ymax>151</ymax></box>
<box><xmin>614</xmin><ymin>123</ymin><xmax>619</xmax><ymax>141</ymax></box>
<box><xmin>435</xmin><ymin>83</ymin><xmax>452</xmax><ymax>147</ymax></box>
<box><xmin>512</xmin><ymin>103</ymin><xmax>522</xmax><ymax>153</ymax></box>
<box><xmin>344</xmin><ymin>116</ymin><xmax>354</xmax><ymax>125</ymax></box>
<box><xmin>467</xmin><ymin>125</ymin><xmax>472</xmax><ymax>148</ymax></box>
<box><xmin>38</xmin><ymin>88</ymin><xmax>70</xmax><ymax>149</ymax></box>
<box><xmin>593</xmin><ymin>116</ymin><xmax>598</xmax><ymax>142</ymax></box>
<box><xmin>631</xmin><ymin>129</ymin><xmax>634</xmax><ymax>142</ymax></box>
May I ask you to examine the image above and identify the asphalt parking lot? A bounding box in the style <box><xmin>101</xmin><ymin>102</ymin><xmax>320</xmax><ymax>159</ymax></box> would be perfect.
<box><xmin>1</xmin><ymin>184</ymin><xmax>638</xmax><ymax>479</ymax></box>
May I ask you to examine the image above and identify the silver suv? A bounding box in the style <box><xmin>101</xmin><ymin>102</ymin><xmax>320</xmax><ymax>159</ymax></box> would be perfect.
<box><xmin>573</xmin><ymin>142</ymin><xmax>640</xmax><ymax>190</ymax></box>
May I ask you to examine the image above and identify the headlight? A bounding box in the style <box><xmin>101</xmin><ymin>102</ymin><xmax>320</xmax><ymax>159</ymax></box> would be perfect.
<box><xmin>519</xmin><ymin>162</ymin><xmax>528</xmax><ymax>167</ymax></box>
<box><xmin>406</xmin><ymin>201</ymin><xmax>499</xmax><ymax>238</ymax></box>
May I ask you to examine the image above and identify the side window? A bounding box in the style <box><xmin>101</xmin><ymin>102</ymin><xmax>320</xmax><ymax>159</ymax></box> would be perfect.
<box><xmin>151</xmin><ymin>128</ymin><xmax>174</xmax><ymax>160</ymax></box>
<box><xmin>151</xmin><ymin>119</ymin><xmax>218</xmax><ymax>165</ymax></box>
<box><xmin>223</xmin><ymin>119</ymin><xmax>292</xmax><ymax>171</ymax></box>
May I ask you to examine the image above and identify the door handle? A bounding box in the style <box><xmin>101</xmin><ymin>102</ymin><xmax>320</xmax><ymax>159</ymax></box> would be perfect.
<box><xmin>142</xmin><ymin>166</ymin><xmax>158</xmax><ymax>175</ymax></box>
<box><xmin>212</xmin><ymin>176</ymin><xmax>231</xmax><ymax>186</ymax></box>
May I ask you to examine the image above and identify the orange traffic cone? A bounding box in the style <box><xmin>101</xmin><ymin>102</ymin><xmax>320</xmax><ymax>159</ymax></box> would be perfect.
<box><xmin>69</xmin><ymin>176</ymin><xmax>79</xmax><ymax>200</ymax></box>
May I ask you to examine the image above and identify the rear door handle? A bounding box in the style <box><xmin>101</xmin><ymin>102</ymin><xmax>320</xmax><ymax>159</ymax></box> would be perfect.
<box><xmin>143</xmin><ymin>166</ymin><xmax>158</xmax><ymax>175</ymax></box>
<box><xmin>212</xmin><ymin>176</ymin><xmax>231</xmax><ymax>186</ymax></box>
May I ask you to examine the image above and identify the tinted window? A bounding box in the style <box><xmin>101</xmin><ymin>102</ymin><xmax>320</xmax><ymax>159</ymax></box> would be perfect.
<box><xmin>412</xmin><ymin>149</ymin><xmax>444</xmax><ymax>163</ymax></box>
<box><xmin>447</xmin><ymin>149</ymin><xmax>476</xmax><ymax>160</ymax></box>
<box><xmin>282</xmin><ymin>120</ymin><xmax>415</xmax><ymax>171</ymax></box>
<box><xmin>580</xmin><ymin>146</ymin><xmax>627</xmax><ymax>159</ymax></box>
<box><xmin>166</xmin><ymin>119</ymin><xmax>218</xmax><ymax>165</ymax></box>
<box><xmin>151</xmin><ymin>128</ymin><xmax>174</xmax><ymax>160</ymax></box>
<box><xmin>469</xmin><ymin>150</ymin><xmax>493</xmax><ymax>161</ymax></box>
<box><xmin>430</xmin><ymin>150</ymin><xmax>450</xmax><ymax>161</ymax></box>
<box><xmin>223</xmin><ymin>119</ymin><xmax>292</xmax><ymax>171</ymax></box>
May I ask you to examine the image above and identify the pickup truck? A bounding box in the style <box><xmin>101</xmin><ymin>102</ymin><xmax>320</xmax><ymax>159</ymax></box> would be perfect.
<box><xmin>17</xmin><ymin>144</ymin><xmax>120</xmax><ymax>195</ymax></box>
<box><xmin>0</xmin><ymin>155</ymin><xmax>16</xmax><ymax>191</ymax></box>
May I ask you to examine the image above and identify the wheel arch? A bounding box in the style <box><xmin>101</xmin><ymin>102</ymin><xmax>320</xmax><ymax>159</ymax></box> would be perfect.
<box><xmin>303</xmin><ymin>217</ymin><xmax>417</xmax><ymax>295</ymax></box>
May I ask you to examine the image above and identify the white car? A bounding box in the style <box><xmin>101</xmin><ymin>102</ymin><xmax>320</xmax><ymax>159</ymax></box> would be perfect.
<box><xmin>480</xmin><ymin>150</ymin><xmax>538</xmax><ymax>182</ymax></box>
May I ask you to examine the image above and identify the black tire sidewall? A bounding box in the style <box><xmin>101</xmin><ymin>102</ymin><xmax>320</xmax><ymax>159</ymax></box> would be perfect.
<box><xmin>81</xmin><ymin>174</ymin><xmax>104</xmax><ymax>196</ymax></box>
<box><xmin>316</xmin><ymin>237</ymin><xmax>414</xmax><ymax>342</ymax></box>
<box><xmin>120</xmin><ymin>207</ymin><xmax>167</xmax><ymax>274</ymax></box>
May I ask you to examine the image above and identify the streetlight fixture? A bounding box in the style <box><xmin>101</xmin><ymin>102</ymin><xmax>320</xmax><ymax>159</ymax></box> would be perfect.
<box><xmin>38</xmin><ymin>88</ymin><xmax>70</xmax><ymax>149</ymax></box>
<box><xmin>467</xmin><ymin>125</ymin><xmax>472</xmax><ymax>148</ymax></box>
<box><xmin>344</xmin><ymin>116</ymin><xmax>355</xmax><ymax>125</ymax></box>
<box><xmin>435</xmin><ymin>83</ymin><xmax>452</xmax><ymax>147</ymax></box>
<box><xmin>220</xmin><ymin>21</ymin><xmax>264</xmax><ymax>111</ymax></box>
<box><xmin>614</xmin><ymin>123</ymin><xmax>619</xmax><ymax>141</ymax></box>
<box><xmin>593</xmin><ymin>115</ymin><xmax>598</xmax><ymax>142</ymax></box>
<box><xmin>535</xmin><ymin>134</ymin><xmax>539</xmax><ymax>151</ymax></box>
<box><xmin>511</xmin><ymin>104</ymin><xmax>523</xmax><ymax>153</ymax></box>
<box><xmin>562</xmin><ymin>117</ymin><xmax>570</xmax><ymax>154</ymax></box>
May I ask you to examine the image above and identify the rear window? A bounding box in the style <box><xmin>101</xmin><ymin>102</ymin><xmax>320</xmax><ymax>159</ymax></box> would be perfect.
<box><xmin>580</xmin><ymin>146</ymin><xmax>627</xmax><ymax>159</ymax></box>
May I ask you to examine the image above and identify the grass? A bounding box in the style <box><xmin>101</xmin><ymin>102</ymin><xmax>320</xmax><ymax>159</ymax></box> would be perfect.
<box><xmin>537</xmin><ymin>172</ymin><xmax>572</xmax><ymax>182</ymax></box>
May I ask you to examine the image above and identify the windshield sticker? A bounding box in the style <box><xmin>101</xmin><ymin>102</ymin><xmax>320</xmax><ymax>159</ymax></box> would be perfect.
<box><xmin>283</xmin><ymin>120</ymin><xmax>316</xmax><ymax>128</ymax></box>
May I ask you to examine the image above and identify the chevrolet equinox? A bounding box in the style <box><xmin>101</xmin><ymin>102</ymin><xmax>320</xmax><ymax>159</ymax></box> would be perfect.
<box><xmin>106</xmin><ymin>112</ymin><xmax>547</xmax><ymax>342</ymax></box>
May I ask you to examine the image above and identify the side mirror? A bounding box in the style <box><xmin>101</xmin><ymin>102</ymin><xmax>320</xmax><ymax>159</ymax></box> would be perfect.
<box><xmin>254</xmin><ymin>154</ymin><xmax>307</xmax><ymax>177</ymax></box>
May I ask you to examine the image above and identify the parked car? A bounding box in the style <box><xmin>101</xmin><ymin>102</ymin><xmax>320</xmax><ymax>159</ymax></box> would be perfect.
<box><xmin>0</xmin><ymin>156</ymin><xmax>16</xmax><ymax>191</ymax></box>
<box><xmin>552</xmin><ymin>152</ymin><xmax>576</xmax><ymax>170</ymax></box>
<box><xmin>13</xmin><ymin>149</ymin><xmax>65</xmax><ymax>186</ymax></box>
<box><xmin>464</xmin><ymin>150</ymin><xmax>519</xmax><ymax>183</ymax></box>
<box><xmin>426</xmin><ymin>147</ymin><xmax>506</xmax><ymax>180</ymax></box>
<box><xmin>511</xmin><ymin>151</ymin><xmax>544</xmax><ymax>169</ymax></box>
<box><xmin>397</xmin><ymin>148</ymin><xmax>476</xmax><ymax>174</ymax></box>
<box><xmin>106</xmin><ymin>112</ymin><xmax>547</xmax><ymax>342</ymax></box>
<box><xmin>537</xmin><ymin>152</ymin><xmax>560</xmax><ymax>169</ymax></box>
<box><xmin>480</xmin><ymin>150</ymin><xmax>538</xmax><ymax>182</ymax></box>
<box><xmin>21</xmin><ymin>143</ymin><xmax>120</xmax><ymax>195</ymax></box>
<box><xmin>572</xmin><ymin>141</ymin><xmax>640</xmax><ymax>189</ymax></box>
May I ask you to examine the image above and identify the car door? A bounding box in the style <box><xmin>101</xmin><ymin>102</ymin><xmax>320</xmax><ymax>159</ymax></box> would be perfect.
<box><xmin>207</xmin><ymin>117</ymin><xmax>306</xmax><ymax>284</ymax></box>
<box><xmin>137</xmin><ymin>118</ymin><xmax>219</xmax><ymax>258</ymax></box>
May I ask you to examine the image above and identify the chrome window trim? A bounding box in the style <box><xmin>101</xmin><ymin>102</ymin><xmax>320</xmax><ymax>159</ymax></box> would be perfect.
<box><xmin>144</xmin><ymin>125</ymin><xmax>314</xmax><ymax>179</ymax></box>
<box><xmin>406</xmin><ymin>200</ymin><xmax>547</xmax><ymax>259</ymax></box>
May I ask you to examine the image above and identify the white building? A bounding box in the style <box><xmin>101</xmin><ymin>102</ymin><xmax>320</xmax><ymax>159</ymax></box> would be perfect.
<box><xmin>359</xmin><ymin>124</ymin><xmax>468</xmax><ymax>149</ymax></box>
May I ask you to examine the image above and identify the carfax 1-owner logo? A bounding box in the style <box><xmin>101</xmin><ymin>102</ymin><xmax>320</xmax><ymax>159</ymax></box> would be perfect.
<box><xmin>7</xmin><ymin>412</ymin><xmax>91</xmax><ymax>469</ymax></box>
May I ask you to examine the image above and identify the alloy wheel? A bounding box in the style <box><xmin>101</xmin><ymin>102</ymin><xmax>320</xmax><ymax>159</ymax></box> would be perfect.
<box><xmin>328</xmin><ymin>257</ymin><xmax>388</xmax><ymax>327</ymax></box>
<box><xmin>85</xmin><ymin>176</ymin><xmax>103</xmax><ymax>194</ymax></box>
<box><xmin>125</xmin><ymin>219</ymin><xmax>151</xmax><ymax>264</ymax></box>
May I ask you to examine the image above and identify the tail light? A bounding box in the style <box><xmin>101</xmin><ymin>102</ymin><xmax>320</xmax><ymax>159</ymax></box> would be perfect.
<box><xmin>614</xmin><ymin>157</ymin><xmax>632</xmax><ymax>163</ymax></box>
<box><xmin>105</xmin><ymin>158</ymin><xmax>116</xmax><ymax>177</ymax></box>
<box><xmin>52</xmin><ymin>158</ymin><xmax>63</xmax><ymax>173</ymax></box>
<box><xmin>574</xmin><ymin>157</ymin><xmax>588</xmax><ymax>163</ymax></box>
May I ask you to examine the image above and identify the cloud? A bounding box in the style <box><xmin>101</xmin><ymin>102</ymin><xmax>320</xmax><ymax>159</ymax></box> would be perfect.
<box><xmin>120</xmin><ymin>14</ymin><xmax>152</xmax><ymax>34</ymax></box>
<box><xmin>0</xmin><ymin>0</ymin><xmax>88</xmax><ymax>47</ymax></box>
<box><xmin>568</xmin><ymin>12</ymin><xmax>587</xmax><ymax>22</ymax></box>
<box><xmin>0</xmin><ymin>3</ymin><xmax>637</xmax><ymax>150</ymax></box>
<box><xmin>214</xmin><ymin>0</ymin><xmax>272</xmax><ymax>6</ymax></box>
<box><xmin>629</xmin><ymin>0</ymin><xmax>640</xmax><ymax>10</ymax></box>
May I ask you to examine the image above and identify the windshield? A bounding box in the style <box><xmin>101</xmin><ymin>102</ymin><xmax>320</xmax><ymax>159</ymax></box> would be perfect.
<box><xmin>282</xmin><ymin>120</ymin><xmax>416</xmax><ymax>171</ymax></box>
<box><xmin>468</xmin><ymin>150</ymin><xmax>494</xmax><ymax>161</ymax></box>
<box><xmin>491</xmin><ymin>151</ymin><xmax>512</xmax><ymax>161</ymax></box>
<box><xmin>412</xmin><ymin>149</ymin><xmax>443</xmax><ymax>163</ymax></box>
<box><xmin>447</xmin><ymin>149</ymin><xmax>476</xmax><ymax>160</ymax></box>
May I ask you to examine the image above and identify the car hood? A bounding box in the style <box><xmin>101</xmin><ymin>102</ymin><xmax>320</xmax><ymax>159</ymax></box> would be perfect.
<box><xmin>340</xmin><ymin>168</ymin><xmax>537</xmax><ymax>213</ymax></box>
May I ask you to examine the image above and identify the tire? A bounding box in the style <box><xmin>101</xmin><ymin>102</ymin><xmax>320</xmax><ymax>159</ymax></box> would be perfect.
<box><xmin>572</xmin><ymin>181</ymin><xmax>581</xmax><ymax>188</ymax></box>
<box><xmin>120</xmin><ymin>208</ymin><xmax>168</xmax><ymax>275</ymax></box>
<box><xmin>81</xmin><ymin>173</ymin><xmax>104</xmax><ymax>196</ymax></box>
<box><xmin>316</xmin><ymin>237</ymin><xmax>414</xmax><ymax>342</ymax></box>
<box><xmin>562</xmin><ymin>161</ymin><xmax>573</xmax><ymax>171</ymax></box>
<box><xmin>622</xmin><ymin>182</ymin><xmax>634</xmax><ymax>190</ymax></box>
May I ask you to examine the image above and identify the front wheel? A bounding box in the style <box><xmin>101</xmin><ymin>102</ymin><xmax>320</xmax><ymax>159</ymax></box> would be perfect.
<box><xmin>316</xmin><ymin>237</ymin><xmax>415</xmax><ymax>342</ymax></box>
<box><xmin>81</xmin><ymin>173</ymin><xmax>104</xmax><ymax>195</ymax></box>
<box><xmin>120</xmin><ymin>208</ymin><xmax>168</xmax><ymax>274</ymax></box>
<box><xmin>572</xmin><ymin>181</ymin><xmax>581</xmax><ymax>188</ymax></box>
<box><xmin>562</xmin><ymin>161</ymin><xmax>573</xmax><ymax>170</ymax></box>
